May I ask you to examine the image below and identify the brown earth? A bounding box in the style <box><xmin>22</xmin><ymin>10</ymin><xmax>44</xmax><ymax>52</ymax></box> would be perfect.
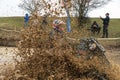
<box><xmin>106</xmin><ymin>49</ymin><xmax>120</xmax><ymax>65</ymax></box>
<box><xmin>0</xmin><ymin>46</ymin><xmax>119</xmax><ymax>71</ymax></box>
<box><xmin>0</xmin><ymin>45</ymin><xmax>120</xmax><ymax>79</ymax></box>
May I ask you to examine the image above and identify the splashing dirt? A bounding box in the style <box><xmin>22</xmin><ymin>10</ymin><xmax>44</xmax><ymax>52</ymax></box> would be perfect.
<box><xmin>15</xmin><ymin>14</ymin><xmax>120</xmax><ymax>80</ymax></box>
<box><xmin>0</xmin><ymin>14</ymin><xmax>120</xmax><ymax>80</ymax></box>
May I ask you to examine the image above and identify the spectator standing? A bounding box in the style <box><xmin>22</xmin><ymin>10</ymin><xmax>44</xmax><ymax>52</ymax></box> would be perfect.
<box><xmin>41</xmin><ymin>14</ymin><xmax>49</xmax><ymax>30</ymax></box>
<box><xmin>24</xmin><ymin>13</ymin><xmax>30</xmax><ymax>27</ymax></box>
<box><xmin>100</xmin><ymin>13</ymin><xmax>110</xmax><ymax>38</ymax></box>
<box><xmin>42</xmin><ymin>14</ymin><xmax>48</xmax><ymax>25</ymax></box>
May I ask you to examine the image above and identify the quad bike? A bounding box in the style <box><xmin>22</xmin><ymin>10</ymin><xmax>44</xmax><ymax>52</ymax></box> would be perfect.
<box><xmin>76</xmin><ymin>38</ymin><xmax>110</xmax><ymax>65</ymax></box>
<box><xmin>71</xmin><ymin>38</ymin><xmax>110</xmax><ymax>80</ymax></box>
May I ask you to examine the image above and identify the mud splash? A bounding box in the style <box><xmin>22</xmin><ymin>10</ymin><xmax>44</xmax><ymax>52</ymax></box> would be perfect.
<box><xmin>15</xmin><ymin>14</ymin><xmax>120</xmax><ymax>80</ymax></box>
<box><xmin>0</xmin><ymin>14</ymin><xmax>120</xmax><ymax>80</ymax></box>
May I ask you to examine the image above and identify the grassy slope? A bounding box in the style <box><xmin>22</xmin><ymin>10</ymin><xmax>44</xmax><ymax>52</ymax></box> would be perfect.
<box><xmin>0</xmin><ymin>17</ymin><xmax>24</xmax><ymax>30</ymax></box>
<box><xmin>0</xmin><ymin>17</ymin><xmax>120</xmax><ymax>38</ymax></box>
<box><xmin>0</xmin><ymin>17</ymin><xmax>24</xmax><ymax>39</ymax></box>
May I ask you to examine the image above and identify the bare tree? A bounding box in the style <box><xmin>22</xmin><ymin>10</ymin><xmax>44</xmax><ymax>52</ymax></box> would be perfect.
<box><xmin>19</xmin><ymin>0</ymin><xmax>111</xmax><ymax>16</ymax></box>
<box><xmin>19</xmin><ymin>0</ymin><xmax>43</xmax><ymax>14</ymax></box>
<box><xmin>19</xmin><ymin>0</ymin><xmax>64</xmax><ymax>16</ymax></box>
<box><xmin>71</xmin><ymin>0</ymin><xmax>111</xmax><ymax>27</ymax></box>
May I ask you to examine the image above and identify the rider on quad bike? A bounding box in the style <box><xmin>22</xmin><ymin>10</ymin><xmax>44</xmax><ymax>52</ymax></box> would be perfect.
<box><xmin>49</xmin><ymin>19</ymin><xmax>66</xmax><ymax>39</ymax></box>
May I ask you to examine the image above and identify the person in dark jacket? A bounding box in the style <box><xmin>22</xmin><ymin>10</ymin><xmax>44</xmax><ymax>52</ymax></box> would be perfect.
<box><xmin>100</xmin><ymin>13</ymin><xmax>110</xmax><ymax>38</ymax></box>
<box><xmin>91</xmin><ymin>21</ymin><xmax>101</xmax><ymax>34</ymax></box>
<box><xmin>42</xmin><ymin>14</ymin><xmax>48</xmax><ymax>25</ymax></box>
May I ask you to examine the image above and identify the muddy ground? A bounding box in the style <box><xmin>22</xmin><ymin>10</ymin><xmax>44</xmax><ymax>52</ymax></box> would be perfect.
<box><xmin>0</xmin><ymin>46</ymin><xmax>120</xmax><ymax>69</ymax></box>
<box><xmin>106</xmin><ymin>49</ymin><xmax>120</xmax><ymax>65</ymax></box>
<box><xmin>0</xmin><ymin>46</ymin><xmax>119</xmax><ymax>80</ymax></box>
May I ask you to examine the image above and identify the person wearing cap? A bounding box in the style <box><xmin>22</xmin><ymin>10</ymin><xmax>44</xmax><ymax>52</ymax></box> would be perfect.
<box><xmin>100</xmin><ymin>13</ymin><xmax>110</xmax><ymax>38</ymax></box>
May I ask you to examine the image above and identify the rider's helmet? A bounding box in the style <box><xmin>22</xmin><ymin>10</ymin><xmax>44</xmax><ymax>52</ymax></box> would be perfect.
<box><xmin>53</xmin><ymin>19</ymin><xmax>65</xmax><ymax>27</ymax></box>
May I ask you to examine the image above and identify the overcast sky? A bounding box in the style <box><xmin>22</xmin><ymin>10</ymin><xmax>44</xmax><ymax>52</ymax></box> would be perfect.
<box><xmin>0</xmin><ymin>0</ymin><xmax>120</xmax><ymax>18</ymax></box>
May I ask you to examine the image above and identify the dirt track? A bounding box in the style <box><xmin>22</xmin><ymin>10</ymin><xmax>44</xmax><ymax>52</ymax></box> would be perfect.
<box><xmin>0</xmin><ymin>47</ymin><xmax>120</xmax><ymax>75</ymax></box>
<box><xmin>106</xmin><ymin>49</ymin><xmax>120</xmax><ymax>65</ymax></box>
<box><xmin>0</xmin><ymin>47</ymin><xmax>17</xmax><ymax>74</ymax></box>
<box><xmin>0</xmin><ymin>47</ymin><xmax>120</xmax><ymax>65</ymax></box>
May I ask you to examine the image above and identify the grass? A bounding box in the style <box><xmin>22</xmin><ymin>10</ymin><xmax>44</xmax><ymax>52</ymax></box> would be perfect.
<box><xmin>0</xmin><ymin>17</ymin><xmax>24</xmax><ymax>39</ymax></box>
<box><xmin>0</xmin><ymin>17</ymin><xmax>24</xmax><ymax>30</ymax></box>
<box><xmin>0</xmin><ymin>17</ymin><xmax>120</xmax><ymax>38</ymax></box>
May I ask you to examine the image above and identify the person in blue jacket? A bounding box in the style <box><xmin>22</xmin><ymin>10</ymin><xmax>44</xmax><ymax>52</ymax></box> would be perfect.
<box><xmin>100</xmin><ymin>13</ymin><xmax>110</xmax><ymax>38</ymax></box>
<box><xmin>24</xmin><ymin>13</ymin><xmax>30</xmax><ymax>27</ymax></box>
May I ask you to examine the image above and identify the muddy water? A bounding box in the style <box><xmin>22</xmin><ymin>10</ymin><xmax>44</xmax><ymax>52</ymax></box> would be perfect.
<box><xmin>106</xmin><ymin>50</ymin><xmax>120</xmax><ymax>65</ymax></box>
<box><xmin>0</xmin><ymin>47</ymin><xmax>18</xmax><ymax>74</ymax></box>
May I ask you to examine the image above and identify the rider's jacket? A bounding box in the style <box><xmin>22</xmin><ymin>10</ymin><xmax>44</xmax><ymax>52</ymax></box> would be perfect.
<box><xmin>52</xmin><ymin>19</ymin><xmax>65</xmax><ymax>32</ymax></box>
